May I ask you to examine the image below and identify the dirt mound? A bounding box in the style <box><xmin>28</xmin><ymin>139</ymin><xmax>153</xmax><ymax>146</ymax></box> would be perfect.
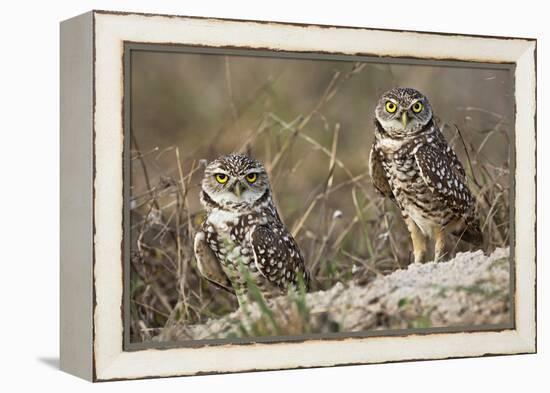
<box><xmin>158</xmin><ymin>248</ymin><xmax>511</xmax><ymax>342</ymax></box>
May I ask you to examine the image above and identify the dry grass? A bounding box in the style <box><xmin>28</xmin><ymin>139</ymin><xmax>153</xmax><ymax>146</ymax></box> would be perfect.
<box><xmin>128</xmin><ymin>55</ymin><xmax>512</xmax><ymax>343</ymax></box>
<box><xmin>158</xmin><ymin>248</ymin><xmax>511</xmax><ymax>341</ymax></box>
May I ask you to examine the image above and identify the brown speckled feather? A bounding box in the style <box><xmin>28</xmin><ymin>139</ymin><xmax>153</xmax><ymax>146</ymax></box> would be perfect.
<box><xmin>369</xmin><ymin>144</ymin><xmax>395</xmax><ymax>201</ymax></box>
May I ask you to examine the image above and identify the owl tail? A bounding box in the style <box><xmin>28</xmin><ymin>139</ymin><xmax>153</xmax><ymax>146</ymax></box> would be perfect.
<box><xmin>453</xmin><ymin>217</ymin><xmax>483</xmax><ymax>246</ymax></box>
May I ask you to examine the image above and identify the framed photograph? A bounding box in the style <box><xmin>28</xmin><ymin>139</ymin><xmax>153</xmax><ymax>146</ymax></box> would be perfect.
<box><xmin>60</xmin><ymin>10</ymin><xmax>536</xmax><ymax>381</ymax></box>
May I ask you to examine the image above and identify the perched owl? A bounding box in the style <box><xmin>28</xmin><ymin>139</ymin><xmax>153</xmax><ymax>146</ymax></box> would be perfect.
<box><xmin>369</xmin><ymin>87</ymin><xmax>482</xmax><ymax>263</ymax></box>
<box><xmin>194</xmin><ymin>154</ymin><xmax>310</xmax><ymax>306</ymax></box>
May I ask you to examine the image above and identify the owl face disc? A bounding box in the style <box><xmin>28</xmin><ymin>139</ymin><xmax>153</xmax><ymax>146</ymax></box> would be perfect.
<box><xmin>374</xmin><ymin>87</ymin><xmax>433</xmax><ymax>138</ymax></box>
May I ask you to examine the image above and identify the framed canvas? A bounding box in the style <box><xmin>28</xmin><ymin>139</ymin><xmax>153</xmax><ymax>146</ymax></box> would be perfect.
<box><xmin>60</xmin><ymin>10</ymin><xmax>537</xmax><ymax>382</ymax></box>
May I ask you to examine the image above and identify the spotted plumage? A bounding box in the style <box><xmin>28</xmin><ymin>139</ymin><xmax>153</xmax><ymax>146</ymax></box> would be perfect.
<box><xmin>194</xmin><ymin>154</ymin><xmax>309</xmax><ymax>307</ymax></box>
<box><xmin>370</xmin><ymin>87</ymin><xmax>482</xmax><ymax>263</ymax></box>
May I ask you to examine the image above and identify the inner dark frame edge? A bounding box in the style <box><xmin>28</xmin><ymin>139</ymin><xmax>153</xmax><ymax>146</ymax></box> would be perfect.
<box><xmin>122</xmin><ymin>42</ymin><xmax>517</xmax><ymax>352</ymax></box>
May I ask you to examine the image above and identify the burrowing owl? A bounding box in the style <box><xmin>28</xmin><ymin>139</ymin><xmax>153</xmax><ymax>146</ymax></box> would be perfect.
<box><xmin>369</xmin><ymin>87</ymin><xmax>482</xmax><ymax>263</ymax></box>
<box><xmin>194</xmin><ymin>154</ymin><xmax>310</xmax><ymax>306</ymax></box>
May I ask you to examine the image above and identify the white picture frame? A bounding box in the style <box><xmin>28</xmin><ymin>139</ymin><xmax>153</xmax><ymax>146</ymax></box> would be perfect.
<box><xmin>60</xmin><ymin>10</ymin><xmax>536</xmax><ymax>381</ymax></box>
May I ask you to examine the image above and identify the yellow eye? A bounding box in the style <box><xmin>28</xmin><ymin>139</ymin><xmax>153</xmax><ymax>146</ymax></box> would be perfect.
<box><xmin>245</xmin><ymin>173</ymin><xmax>257</xmax><ymax>183</ymax></box>
<box><xmin>412</xmin><ymin>102</ymin><xmax>423</xmax><ymax>113</ymax></box>
<box><xmin>215</xmin><ymin>173</ymin><xmax>228</xmax><ymax>184</ymax></box>
<box><xmin>385</xmin><ymin>101</ymin><xmax>397</xmax><ymax>113</ymax></box>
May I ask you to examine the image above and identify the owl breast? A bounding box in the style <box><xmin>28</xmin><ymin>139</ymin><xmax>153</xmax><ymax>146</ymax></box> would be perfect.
<box><xmin>378</xmin><ymin>141</ymin><xmax>456</xmax><ymax>237</ymax></box>
<box><xmin>203</xmin><ymin>209</ymin><xmax>265</xmax><ymax>287</ymax></box>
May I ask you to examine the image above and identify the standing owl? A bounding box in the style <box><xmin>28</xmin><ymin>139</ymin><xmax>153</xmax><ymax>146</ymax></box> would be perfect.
<box><xmin>369</xmin><ymin>87</ymin><xmax>482</xmax><ymax>263</ymax></box>
<box><xmin>194</xmin><ymin>154</ymin><xmax>310</xmax><ymax>307</ymax></box>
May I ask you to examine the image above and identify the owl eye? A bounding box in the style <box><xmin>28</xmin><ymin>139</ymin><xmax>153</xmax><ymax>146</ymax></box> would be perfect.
<box><xmin>245</xmin><ymin>173</ymin><xmax>257</xmax><ymax>183</ymax></box>
<box><xmin>412</xmin><ymin>102</ymin><xmax>423</xmax><ymax>113</ymax></box>
<box><xmin>215</xmin><ymin>173</ymin><xmax>228</xmax><ymax>184</ymax></box>
<box><xmin>385</xmin><ymin>101</ymin><xmax>397</xmax><ymax>113</ymax></box>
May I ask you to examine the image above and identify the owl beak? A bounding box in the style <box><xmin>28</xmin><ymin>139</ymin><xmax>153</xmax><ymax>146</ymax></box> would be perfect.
<box><xmin>233</xmin><ymin>182</ymin><xmax>243</xmax><ymax>198</ymax></box>
<box><xmin>401</xmin><ymin>112</ymin><xmax>409</xmax><ymax>128</ymax></box>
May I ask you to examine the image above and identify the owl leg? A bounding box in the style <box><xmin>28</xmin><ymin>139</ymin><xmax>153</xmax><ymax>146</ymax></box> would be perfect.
<box><xmin>235</xmin><ymin>283</ymin><xmax>274</xmax><ymax>309</ymax></box>
<box><xmin>434</xmin><ymin>228</ymin><xmax>448</xmax><ymax>262</ymax></box>
<box><xmin>405</xmin><ymin>217</ymin><xmax>427</xmax><ymax>263</ymax></box>
<box><xmin>259</xmin><ymin>289</ymin><xmax>277</xmax><ymax>308</ymax></box>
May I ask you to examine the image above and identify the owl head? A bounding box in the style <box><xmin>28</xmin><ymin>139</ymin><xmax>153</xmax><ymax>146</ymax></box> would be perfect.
<box><xmin>374</xmin><ymin>87</ymin><xmax>433</xmax><ymax>137</ymax></box>
<box><xmin>200</xmin><ymin>154</ymin><xmax>270</xmax><ymax>210</ymax></box>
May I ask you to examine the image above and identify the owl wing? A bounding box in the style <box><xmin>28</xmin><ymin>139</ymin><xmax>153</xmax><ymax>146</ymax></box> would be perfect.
<box><xmin>415</xmin><ymin>141</ymin><xmax>483</xmax><ymax>245</ymax></box>
<box><xmin>442</xmin><ymin>136</ymin><xmax>467</xmax><ymax>179</ymax></box>
<box><xmin>250</xmin><ymin>224</ymin><xmax>309</xmax><ymax>290</ymax></box>
<box><xmin>414</xmin><ymin>140</ymin><xmax>474</xmax><ymax>216</ymax></box>
<box><xmin>194</xmin><ymin>231</ymin><xmax>235</xmax><ymax>294</ymax></box>
<box><xmin>369</xmin><ymin>144</ymin><xmax>395</xmax><ymax>201</ymax></box>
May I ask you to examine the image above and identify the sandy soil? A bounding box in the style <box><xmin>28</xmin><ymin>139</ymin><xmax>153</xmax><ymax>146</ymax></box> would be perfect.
<box><xmin>158</xmin><ymin>248</ymin><xmax>511</xmax><ymax>342</ymax></box>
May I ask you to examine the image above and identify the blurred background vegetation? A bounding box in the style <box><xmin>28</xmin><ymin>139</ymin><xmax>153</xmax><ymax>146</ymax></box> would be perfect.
<box><xmin>129</xmin><ymin>49</ymin><xmax>513</xmax><ymax>342</ymax></box>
